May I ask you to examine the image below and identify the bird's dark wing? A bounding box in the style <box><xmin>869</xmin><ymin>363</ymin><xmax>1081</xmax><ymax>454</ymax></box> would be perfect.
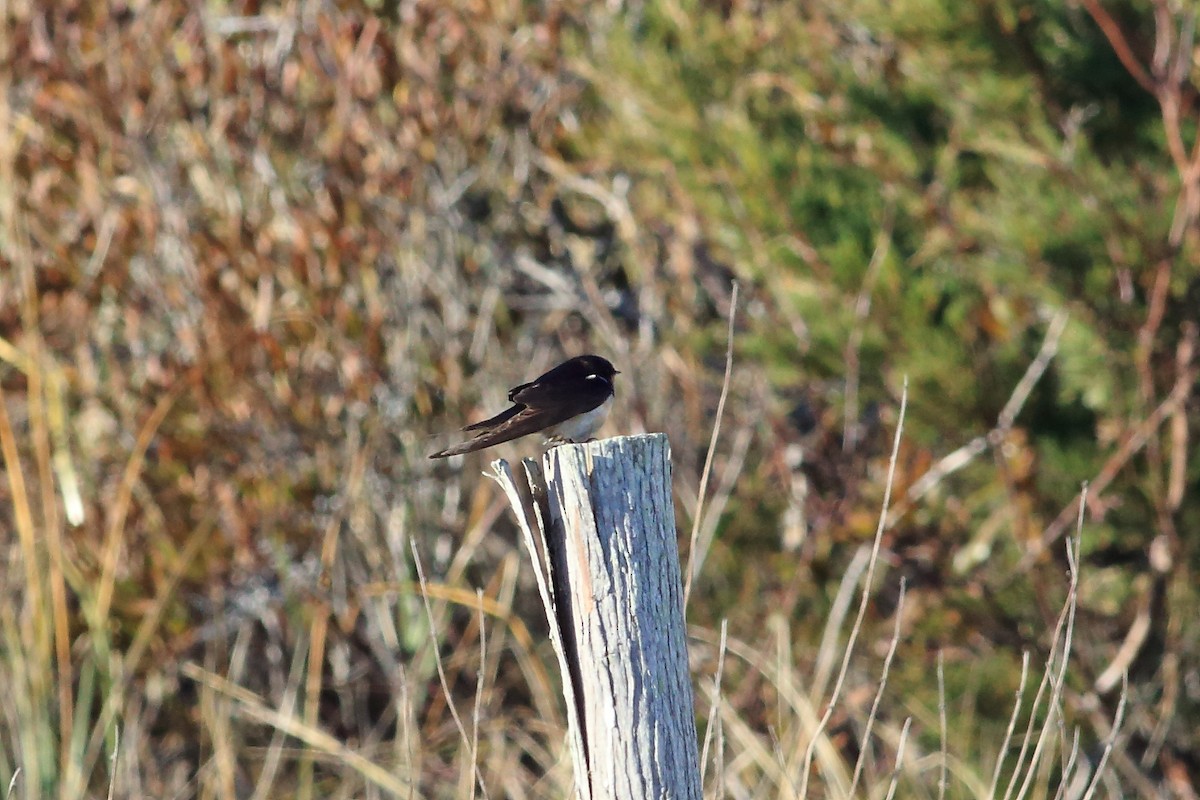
<box><xmin>430</xmin><ymin>383</ymin><xmax>610</xmax><ymax>459</ymax></box>
<box><xmin>510</xmin><ymin>374</ymin><xmax>610</xmax><ymax>412</ymax></box>
<box><xmin>464</xmin><ymin>370</ymin><xmax>606</xmax><ymax>431</ymax></box>
<box><xmin>430</xmin><ymin>404</ymin><xmax>577</xmax><ymax>458</ymax></box>
<box><xmin>462</xmin><ymin>404</ymin><xmax>523</xmax><ymax>432</ymax></box>
<box><xmin>507</xmin><ymin>379</ymin><xmax>534</xmax><ymax>403</ymax></box>
<box><xmin>506</xmin><ymin>356</ymin><xmax>592</xmax><ymax>401</ymax></box>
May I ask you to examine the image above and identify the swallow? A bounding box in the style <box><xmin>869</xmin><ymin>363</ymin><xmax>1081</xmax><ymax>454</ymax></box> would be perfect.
<box><xmin>429</xmin><ymin>355</ymin><xmax>619</xmax><ymax>459</ymax></box>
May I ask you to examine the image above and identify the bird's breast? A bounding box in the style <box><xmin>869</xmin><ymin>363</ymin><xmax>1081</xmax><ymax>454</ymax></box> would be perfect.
<box><xmin>547</xmin><ymin>394</ymin><xmax>613</xmax><ymax>442</ymax></box>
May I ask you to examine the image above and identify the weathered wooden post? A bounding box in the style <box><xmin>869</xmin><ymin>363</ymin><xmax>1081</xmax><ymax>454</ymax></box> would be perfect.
<box><xmin>490</xmin><ymin>433</ymin><xmax>702</xmax><ymax>800</ymax></box>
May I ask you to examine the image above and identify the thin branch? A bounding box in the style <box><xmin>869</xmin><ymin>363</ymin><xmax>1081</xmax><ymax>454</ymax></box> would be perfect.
<box><xmin>691</xmin><ymin>424</ymin><xmax>754</xmax><ymax>593</ymax></box>
<box><xmin>893</xmin><ymin>309</ymin><xmax>1067</xmax><ymax>525</ymax></box>
<box><xmin>848</xmin><ymin>578</ymin><xmax>907</xmax><ymax>797</ymax></box>
<box><xmin>1002</xmin><ymin>651</ymin><xmax>1057</xmax><ymax>800</ymax></box>
<box><xmin>996</xmin><ymin>310</ymin><xmax>1070</xmax><ymax>432</ymax></box>
<box><xmin>1011</xmin><ymin>486</ymin><xmax>1086</xmax><ymax>800</ymax></box>
<box><xmin>1051</xmin><ymin>729</ymin><xmax>1082</xmax><ymax>800</ymax></box>
<box><xmin>700</xmin><ymin>619</ymin><xmax>730</xmax><ymax>786</ymax></box>
<box><xmin>882</xmin><ymin>717</ymin><xmax>913</xmax><ymax>800</ymax></box>
<box><xmin>811</xmin><ymin>545</ymin><xmax>872</xmax><ymax>704</ymax></box>
<box><xmin>1080</xmin><ymin>0</ymin><xmax>1157</xmax><ymax>94</ymax></box>
<box><xmin>470</xmin><ymin>588</ymin><xmax>487</xmax><ymax>800</ymax></box>
<box><xmin>799</xmin><ymin>378</ymin><xmax>908</xmax><ymax>800</ymax></box>
<box><xmin>1017</xmin><ymin>342</ymin><xmax>1194</xmax><ymax>572</ymax></box>
<box><xmin>410</xmin><ymin>540</ymin><xmax>490</xmax><ymax>800</ymax></box>
<box><xmin>1093</xmin><ymin>595</ymin><xmax>1151</xmax><ymax>694</ymax></box>
<box><xmin>684</xmin><ymin>280</ymin><xmax>739</xmax><ymax>607</ymax></box>
<box><xmin>988</xmin><ymin>651</ymin><xmax>1032</xmax><ymax>799</ymax></box>
<box><xmin>938</xmin><ymin>650</ymin><xmax>948</xmax><ymax>800</ymax></box>
<box><xmin>106</xmin><ymin>725</ymin><xmax>119</xmax><ymax>800</ymax></box>
<box><xmin>1081</xmin><ymin>673</ymin><xmax>1130</xmax><ymax>800</ymax></box>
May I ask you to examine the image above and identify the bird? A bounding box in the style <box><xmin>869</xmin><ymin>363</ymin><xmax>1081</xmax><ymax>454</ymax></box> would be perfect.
<box><xmin>429</xmin><ymin>354</ymin><xmax>619</xmax><ymax>459</ymax></box>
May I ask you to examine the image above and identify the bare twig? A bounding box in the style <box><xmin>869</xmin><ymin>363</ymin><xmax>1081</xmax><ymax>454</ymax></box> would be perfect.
<box><xmin>251</xmin><ymin>633</ymin><xmax>309</xmax><ymax>800</ymax></box>
<box><xmin>988</xmin><ymin>652</ymin><xmax>1031</xmax><ymax>799</ymax></box>
<box><xmin>1080</xmin><ymin>0</ymin><xmax>1156</xmax><ymax>94</ymax></box>
<box><xmin>1081</xmin><ymin>673</ymin><xmax>1130</xmax><ymax>800</ymax></box>
<box><xmin>1017</xmin><ymin>336</ymin><xmax>1194</xmax><ymax>571</ymax></box>
<box><xmin>410</xmin><ymin>540</ymin><xmax>490</xmax><ymax>800</ymax></box>
<box><xmin>1052</xmin><ymin>729</ymin><xmax>1082</xmax><ymax>800</ymax></box>
<box><xmin>883</xmin><ymin>717</ymin><xmax>913</xmax><ymax>800</ymax></box>
<box><xmin>892</xmin><ymin>309</ymin><xmax>1068</xmax><ymax>524</ymax></box>
<box><xmin>997</xmin><ymin>310</ymin><xmax>1071</xmax><ymax>432</ymax></box>
<box><xmin>105</xmin><ymin>725</ymin><xmax>119</xmax><ymax>800</ymax></box>
<box><xmin>848</xmin><ymin>578</ymin><xmax>907</xmax><ymax>797</ymax></box>
<box><xmin>938</xmin><ymin>650</ymin><xmax>948</xmax><ymax>800</ymax></box>
<box><xmin>1094</xmin><ymin>595</ymin><xmax>1151</xmax><ymax>695</ymax></box>
<box><xmin>799</xmin><ymin>378</ymin><xmax>908</xmax><ymax>800</ymax></box>
<box><xmin>811</xmin><ymin>545</ymin><xmax>872</xmax><ymax>704</ymax></box>
<box><xmin>691</xmin><ymin>424</ymin><xmax>753</xmax><ymax>594</ymax></box>
<box><xmin>1010</xmin><ymin>487</ymin><xmax>1086</xmax><ymax>800</ymax></box>
<box><xmin>1002</xmin><ymin>652</ymin><xmax>1057</xmax><ymax>800</ymax></box>
<box><xmin>700</xmin><ymin>620</ymin><xmax>730</xmax><ymax>786</ymax></box>
<box><xmin>684</xmin><ymin>280</ymin><xmax>739</xmax><ymax>607</ymax></box>
<box><xmin>470</xmin><ymin>588</ymin><xmax>487</xmax><ymax>800</ymax></box>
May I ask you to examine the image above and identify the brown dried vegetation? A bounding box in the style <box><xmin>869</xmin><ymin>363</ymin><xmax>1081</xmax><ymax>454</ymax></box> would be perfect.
<box><xmin>2</xmin><ymin>1</ymin><xmax>1198</xmax><ymax>798</ymax></box>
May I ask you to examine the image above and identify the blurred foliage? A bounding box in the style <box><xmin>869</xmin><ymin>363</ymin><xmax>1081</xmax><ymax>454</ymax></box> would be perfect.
<box><xmin>1</xmin><ymin>0</ymin><xmax>1198</xmax><ymax>796</ymax></box>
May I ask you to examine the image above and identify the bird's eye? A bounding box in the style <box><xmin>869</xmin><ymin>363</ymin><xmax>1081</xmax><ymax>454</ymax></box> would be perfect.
<box><xmin>585</xmin><ymin>374</ymin><xmax>599</xmax><ymax>380</ymax></box>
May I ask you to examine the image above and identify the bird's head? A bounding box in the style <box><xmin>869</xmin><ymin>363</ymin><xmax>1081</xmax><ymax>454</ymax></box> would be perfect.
<box><xmin>571</xmin><ymin>354</ymin><xmax>619</xmax><ymax>382</ymax></box>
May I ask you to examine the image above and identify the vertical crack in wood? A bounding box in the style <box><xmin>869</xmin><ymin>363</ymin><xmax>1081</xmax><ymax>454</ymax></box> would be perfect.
<box><xmin>489</xmin><ymin>458</ymin><xmax>593</xmax><ymax>800</ymax></box>
<box><xmin>543</xmin><ymin>461</ymin><xmax>593</xmax><ymax>796</ymax></box>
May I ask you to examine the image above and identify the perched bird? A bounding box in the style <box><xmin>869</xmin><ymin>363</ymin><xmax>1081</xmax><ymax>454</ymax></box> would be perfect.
<box><xmin>429</xmin><ymin>355</ymin><xmax>619</xmax><ymax>459</ymax></box>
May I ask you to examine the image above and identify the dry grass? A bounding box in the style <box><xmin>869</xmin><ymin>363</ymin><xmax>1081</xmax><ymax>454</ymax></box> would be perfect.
<box><xmin>0</xmin><ymin>1</ymin><xmax>1169</xmax><ymax>798</ymax></box>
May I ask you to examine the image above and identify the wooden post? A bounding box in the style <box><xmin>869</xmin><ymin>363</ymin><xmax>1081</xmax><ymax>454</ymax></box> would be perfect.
<box><xmin>490</xmin><ymin>433</ymin><xmax>702</xmax><ymax>800</ymax></box>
